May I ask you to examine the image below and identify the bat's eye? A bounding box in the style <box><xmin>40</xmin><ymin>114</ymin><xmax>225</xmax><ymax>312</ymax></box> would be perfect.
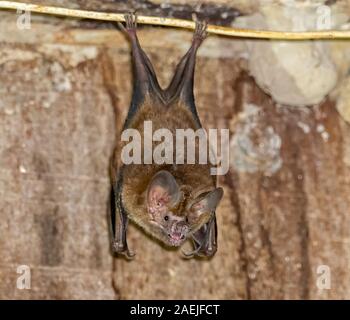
<box><xmin>185</xmin><ymin>217</ymin><xmax>189</xmax><ymax>223</ymax></box>
<box><xmin>164</xmin><ymin>215</ymin><xmax>169</xmax><ymax>221</ymax></box>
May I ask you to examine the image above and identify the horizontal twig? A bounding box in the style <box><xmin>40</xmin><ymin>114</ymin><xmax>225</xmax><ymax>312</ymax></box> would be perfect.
<box><xmin>0</xmin><ymin>1</ymin><xmax>350</xmax><ymax>40</ymax></box>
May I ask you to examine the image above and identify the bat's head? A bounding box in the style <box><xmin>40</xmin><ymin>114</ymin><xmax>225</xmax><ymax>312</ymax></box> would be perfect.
<box><xmin>146</xmin><ymin>170</ymin><xmax>223</xmax><ymax>247</ymax></box>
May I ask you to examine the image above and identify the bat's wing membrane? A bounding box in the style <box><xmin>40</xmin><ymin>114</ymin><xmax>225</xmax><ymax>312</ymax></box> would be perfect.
<box><xmin>183</xmin><ymin>215</ymin><xmax>217</xmax><ymax>258</ymax></box>
<box><xmin>110</xmin><ymin>171</ymin><xmax>135</xmax><ymax>259</ymax></box>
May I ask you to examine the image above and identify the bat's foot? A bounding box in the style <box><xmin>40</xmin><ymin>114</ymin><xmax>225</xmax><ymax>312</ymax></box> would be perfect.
<box><xmin>124</xmin><ymin>12</ymin><xmax>138</xmax><ymax>31</ymax></box>
<box><xmin>118</xmin><ymin>12</ymin><xmax>138</xmax><ymax>37</ymax></box>
<box><xmin>111</xmin><ymin>240</ymin><xmax>135</xmax><ymax>259</ymax></box>
<box><xmin>193</xmin><ymin>20</ymin><xmax>208</xmax><ymax>46</ymax></box>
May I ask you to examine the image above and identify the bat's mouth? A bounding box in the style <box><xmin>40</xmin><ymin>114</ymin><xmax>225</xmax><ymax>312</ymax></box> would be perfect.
<box><xmin>167</xmin><ymin>232</ymin><xmax>186</xmax><ymax>246</ymax></box>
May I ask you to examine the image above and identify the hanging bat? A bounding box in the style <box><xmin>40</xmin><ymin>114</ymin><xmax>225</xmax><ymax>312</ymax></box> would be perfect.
<box><xmin>110</xmin><ymin>13</ymin><xmax>223</xmax><ymax>259</ymax></box>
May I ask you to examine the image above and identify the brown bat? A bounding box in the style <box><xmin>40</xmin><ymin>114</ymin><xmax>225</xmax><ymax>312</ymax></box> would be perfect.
<box><xmin>110</xmin><ymin>13</ymin><xmax>223</xmax><ymax>259</ymax></box>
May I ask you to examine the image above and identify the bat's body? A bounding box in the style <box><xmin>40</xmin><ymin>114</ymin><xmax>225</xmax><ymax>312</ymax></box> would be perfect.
<box><xmin>110</xmin><ymin>14</ymin><xmax>223</xmax><ymax>258</ymax></box>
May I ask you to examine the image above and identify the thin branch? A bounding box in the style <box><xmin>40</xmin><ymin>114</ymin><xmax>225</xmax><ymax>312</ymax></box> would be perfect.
<box><xmin>1</xmin><ymin>0</ymin><xmax>350</xmax><ymax>40</ymax></box>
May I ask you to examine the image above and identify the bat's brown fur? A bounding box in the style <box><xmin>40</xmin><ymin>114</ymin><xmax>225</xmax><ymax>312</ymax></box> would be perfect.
<box><xmin>121</xmin><ymin>96</ymin><xmax>216</xmax><ymax>244</ymax></box>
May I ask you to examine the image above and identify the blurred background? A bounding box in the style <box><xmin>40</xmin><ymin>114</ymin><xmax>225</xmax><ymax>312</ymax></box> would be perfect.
<box><xmin>1</xmin><ymin>0</ymin><xmax>350</xmax><ymax>299</ymax></box>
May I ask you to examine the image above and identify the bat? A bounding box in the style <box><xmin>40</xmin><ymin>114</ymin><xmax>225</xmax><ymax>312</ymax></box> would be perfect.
<box><xmin>110</xmin><ymin>13</ymin><xmax>223</xmax><ymax>259</ymax></box>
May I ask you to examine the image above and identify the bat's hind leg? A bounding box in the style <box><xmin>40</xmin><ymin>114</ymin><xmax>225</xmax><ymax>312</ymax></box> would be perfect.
<box><xmin>118</xmin><ymin>12</ymin><xmax>164</xmax><ymax>123</ymax></box>
<box><xmin>164</xmin><ymin>20</ymin><xmax>208</xmax><ymax>121</ymax></box>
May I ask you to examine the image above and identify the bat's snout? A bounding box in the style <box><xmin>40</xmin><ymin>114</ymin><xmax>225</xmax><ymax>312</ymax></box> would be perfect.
<box><xmin>168</xmin><ymin>221</ymin><xmax>189</xmax><ymax>246</ymax></box>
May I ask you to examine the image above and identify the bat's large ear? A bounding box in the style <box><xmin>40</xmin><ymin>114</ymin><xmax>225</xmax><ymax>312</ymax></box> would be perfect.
<box><xmin>147</xmin><ymin>171</ymin><xmax>181</xmax><ymax>215</ymax></box>
<box><xmin>188</xmin><ymin>188</ymin><xmax>223</xmax><ymax>222</ymax></box>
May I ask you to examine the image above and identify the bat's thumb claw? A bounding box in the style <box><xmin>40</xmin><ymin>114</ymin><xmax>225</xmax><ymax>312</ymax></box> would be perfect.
<box><xmin>111</xmin><ymin>241</ymin><xmax>135</xmax><ymax>259</ymax></box>
<box><xmin>125</xmin><ymin>250</ymin><xmax>136</xmax><ymax>259</ymax></box>
<box><xmin>181</xmin><ymin>248</ymin><xmax>196</xmax><ymax>259</ymax></box>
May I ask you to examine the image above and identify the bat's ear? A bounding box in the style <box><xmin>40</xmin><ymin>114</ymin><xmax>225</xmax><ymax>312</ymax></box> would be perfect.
<box><xmin>147</xmin><ymin>170</ymin><xmax>181</xmax><ymax>215</ymax></box>
<box><xmin>189</xmin><ymin>188</ymin><xmax>223</xmax><ymax>221</ymax></box>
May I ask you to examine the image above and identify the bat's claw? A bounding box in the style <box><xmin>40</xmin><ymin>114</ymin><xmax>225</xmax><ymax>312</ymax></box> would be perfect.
<box><xmin>181</xmin><ymin>246</ymin><xmax>216</xmax><ymax>259</ymax></box>
<box><xmin>124</xmin><ymin>12</ymin><xmax>138</xmax><ymax>30</ymax></box>
<box><xmin>193</xmin><ymin>20</ymin><xmax>208</xmax><ymax>45</ymax></box>
<box><xmin>112</xmin><ymin>241</ymin><xmax>135</xmax><ymax>259</ymax></box>
<box><xmin>118</xmin><ymin>12</ymin><xmax>138</xmax><ymax>36</ymax></box>
<box><xmin>198</xmin><ymin>246</ymin><xmax>217</xmax><ymax>258</ymax></box>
